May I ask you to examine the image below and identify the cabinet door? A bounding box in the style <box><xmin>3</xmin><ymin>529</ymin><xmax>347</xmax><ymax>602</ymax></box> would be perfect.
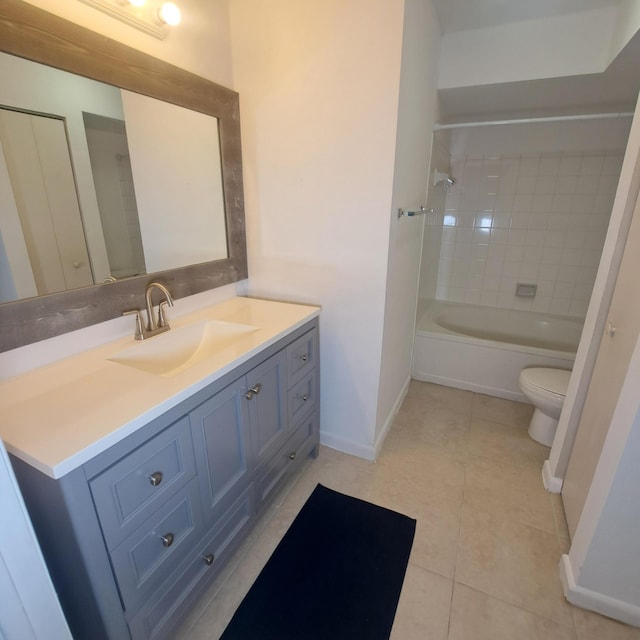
<box><xmin>246</xmin><ymin>350</ymin><xmax>288</xmax><ymax>464</ymax></box>
<box><xmin>191</xmin><ymin>378</ymin><xmax>252</xmax><ymax>525</ymax></box>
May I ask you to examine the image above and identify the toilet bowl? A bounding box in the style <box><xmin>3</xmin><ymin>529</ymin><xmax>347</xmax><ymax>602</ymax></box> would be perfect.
<box><xmin>519</xmin><ymin>367</ymin><xmax>571</xmax><ymax>446</ymax></box>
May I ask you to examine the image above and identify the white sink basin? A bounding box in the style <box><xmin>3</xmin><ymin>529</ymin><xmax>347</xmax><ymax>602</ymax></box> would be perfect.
<box><xmin>109</xmin><ymin>319</ymin><xmax>258</xmax><ymax>376</ymax></box>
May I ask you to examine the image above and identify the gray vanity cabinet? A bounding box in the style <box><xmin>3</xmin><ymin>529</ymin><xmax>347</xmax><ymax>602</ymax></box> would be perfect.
<box><xmin>9</xmin><ymin>318</ymin><xmax>319</xmax><ymax>640</ymax></box>
<box><xmin>190</xmin><ymin>377</ymin><xmax>254</xmax><ymax>527</ymax></box>
<box><xmin>246</xmin><ymin>351</ymin><xmax>288</xmax><ymax>463</ymax></box>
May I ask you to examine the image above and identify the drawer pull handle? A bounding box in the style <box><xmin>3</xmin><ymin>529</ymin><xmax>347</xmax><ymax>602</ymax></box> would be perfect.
<box><xmin>243</xmin><ymin>383</ymin><xmax>262</xmax><ymax>400</ymax></box>
<box><xmin>298</xmin><ymin>394</ymin><xmax>309</xmax><ymax>402</ymax></box>
<box><xmin>160</xmin><ymin>533</ymin><xmax>175</xmax><ymax>547</ymax></box>
<box><xmin>300</xmin><ymin>354</ymin><xmax>308</xmax><ymax>363</ymax></box>
<box><xmin>147</xmin><ymin>471</ymin><xmax>163</xmax><ymax>487</ymax></box>
<box><xmin>203</xmin><ymin>553</ymin><xmax>215</xmax><ymax>566</ymax></box>
<box><xmin>288</xmin><ymin>451</ymin><xmax>297</xmax><ymax>460</ymax></box>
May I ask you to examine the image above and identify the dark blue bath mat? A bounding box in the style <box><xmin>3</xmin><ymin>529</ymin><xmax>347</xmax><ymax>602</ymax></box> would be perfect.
<box><xmin>220</xmin><ymin>483</ymin><xmax>416</xmax><ymax>640</ymax></box>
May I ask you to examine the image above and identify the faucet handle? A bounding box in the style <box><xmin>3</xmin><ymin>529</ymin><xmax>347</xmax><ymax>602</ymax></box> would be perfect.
<box><xmin>123</xmin><ymin>309</ymin><xmax>144</xmax><ymax>340</ymax></box>
<box><xmin>158</xmin><ymin>301</ymin><xmax>171</xmax><ymax>329</ymax></box>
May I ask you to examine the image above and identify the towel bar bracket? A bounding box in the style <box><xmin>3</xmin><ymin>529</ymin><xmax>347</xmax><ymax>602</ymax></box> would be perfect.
<box><xmin>397</xmin><ymin>206</ymin><xmax>434</xmax><ymax>219</ymax></box>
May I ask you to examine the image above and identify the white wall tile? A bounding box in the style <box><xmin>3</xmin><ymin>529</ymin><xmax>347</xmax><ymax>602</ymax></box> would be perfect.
<box><xmin>554</xmin><ymin>281</ymin><xmax>575</xmax><ymax>298</ymax></box>
<box><xmin>508</xmin><ymin>230</ymin><xmax>528</xmax><ymax>247</ymax></box>
<box><xmin>513</xmin><ymin>297</ymin><xmax>533</xmax><ymax>311</ymax></box>
<box><xmin>522</xmin><ymin>246</ymin><xmax>543</xmax><ymax>262</ymax></box>
<box><xmin>519</xmin><ymin>157</ymin><xmax>539</xmax><ymax>175</ymax></box>
<box><xmin>602</xmin><ymin>154</ymin><xmax>623</xmax><ymax>175</ymax></box>
<box><xmin>539</xmin><ymin>156</ymin><xmax>561</xmax><ymax>175</ymax></box>
<box><xmin>559</xmin><ymin>155</ymin><xmax>581</xmax><ymax>175</ymax></box>
<box><xmin>484</xmin><ymin>257</ymin><xmax>504</xmax><ymax>276</ymax></box>
<box><xmin>489</xmin><ymin>229</ymin><xmax>508</xmax><ymax>245</ymax></box>
<box><xmin>598</xmin><ymin>174</ymin><xmax>620</xmax><ymax>194</ymax></box>
<box><xmin>550</xmin><ymin>298</ymin><xmax>571</xmax><ymax>315</ymax></box>
<box><xmin>544</xmin><ymin>231</ymin><xmax>565</xmax><ymax>247</ymax></box>
<box><xmin>580</xmin><ymin>155</ymin><xmax>604</xmax><ymax>175</ymax></box>
<box><xmin>531</xmin><ymin>195</ymin><xmax>552</xmax><ymax>213</ymax></box>
<box><xmin>576</xmin><ymin>174</ymin><xmax>599</xmax><ymax>194</ymax></box>
<box><xmin>435</xmin><ymin>141</ymin><xmax>619</xmax><ymax>318</ymax></box>
<box><xmin>538</xmin><ymin>264</ymin><xmax>559</xmax><ymax>281</ymax></box>
<box><xmin>525</xmin><ymin>230</ymin><xmax>546</xmax><ymax>246</ymax></box>
<box><xmin>565</xmin><ymin>230</ymin><xmax>587</xmax><ymax>249</ymax></box>
<box><xmin>519</xmin><ymin>262</ymin><xmax>539</xmax><ymax>279</ymax></box>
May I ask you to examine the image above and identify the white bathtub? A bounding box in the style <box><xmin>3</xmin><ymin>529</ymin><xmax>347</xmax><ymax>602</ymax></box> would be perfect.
<box><xmin>412</xmin><ymin>300</ymin><xmax>581</xmax><ymax>401</ymax></box>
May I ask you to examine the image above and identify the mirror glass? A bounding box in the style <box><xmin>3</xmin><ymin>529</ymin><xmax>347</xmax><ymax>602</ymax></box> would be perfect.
<box><xmin>0</xmin><ymin>51</ymin><xmax>227</xmax><ymax>304</ymax></box>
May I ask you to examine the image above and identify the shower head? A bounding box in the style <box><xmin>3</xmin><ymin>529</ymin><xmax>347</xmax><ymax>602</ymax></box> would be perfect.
<box><xmin>433</xmin><ymin>169</ymin><xmax>456</xmax><ymax>189</ymax></box>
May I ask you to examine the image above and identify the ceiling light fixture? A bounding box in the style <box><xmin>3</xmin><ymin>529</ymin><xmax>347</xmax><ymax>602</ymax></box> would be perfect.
<box><xmin>79</xmin><ymin>0</ymin><xmax>181</xmax><ymax>39</ymax></box>
<box><xmin>156</xmin><ymin>2</ymin><xmax>181</xmax><ymax>26</ymax></box>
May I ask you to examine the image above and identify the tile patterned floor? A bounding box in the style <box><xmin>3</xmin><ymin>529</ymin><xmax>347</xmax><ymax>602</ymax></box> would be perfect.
<box><xmin>176</xmin><ymin>381</ymin><xmax>640</xmax><ymax>639</ymax></box>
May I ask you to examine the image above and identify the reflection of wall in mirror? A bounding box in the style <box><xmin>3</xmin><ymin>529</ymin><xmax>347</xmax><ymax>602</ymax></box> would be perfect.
<box><xmin>84</xmin><ymin>113</ymin><xmax>147</xmax><ymax>279</ymax></box>
<box><xmin>122</xmin><ymin>91</ymin><xmax>228</xmax><ymax>272</ymax></box>
<box><xmin>0</xmin><ymin>51</ymin><xmax>124</xmax><ymax>286</ymax></box>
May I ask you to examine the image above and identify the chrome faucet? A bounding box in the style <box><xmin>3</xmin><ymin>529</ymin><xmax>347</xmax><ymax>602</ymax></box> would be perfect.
<box><xmin>145</xmin><ymin>282</ymin><xmax>174</xmax><ymax>333</ymax></box>
<box><xmin>123</xmin><ymin>282</ymin><xmax>174</xmax><ymax>340</ymax></box>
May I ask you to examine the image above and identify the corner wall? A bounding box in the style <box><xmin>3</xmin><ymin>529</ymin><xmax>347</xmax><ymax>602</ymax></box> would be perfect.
<box><xmin>229</xmin><ymin>0</ymin><xmax>407</xmax><ymax>457</ymax></box>
<box><xmin>375</xmin><ymin>0</ymin><xmax>442</xmax><ymax>446</ymax></box>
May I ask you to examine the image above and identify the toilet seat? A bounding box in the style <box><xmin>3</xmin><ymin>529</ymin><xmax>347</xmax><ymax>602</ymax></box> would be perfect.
<box><xmin>520</xmin><ymin>368</ymin><xmax>570</xmax><ymax>397</ymax></box>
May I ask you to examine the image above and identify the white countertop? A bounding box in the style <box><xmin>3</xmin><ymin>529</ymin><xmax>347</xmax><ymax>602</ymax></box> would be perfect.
<box><xmin>0</xmin><ymin>297</ymin><xmax>319</xmax><ymax>479</ymax></box>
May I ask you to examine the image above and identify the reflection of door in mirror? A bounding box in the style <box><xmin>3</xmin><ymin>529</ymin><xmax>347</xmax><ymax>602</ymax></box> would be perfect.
<box><xmin>0</xmin><ymin>108</ymin><xmax>93</xmax><ymax>303</ymax></box>
<box><xmin>0</xmin><ymin>49</ymin><xmax>232</xmax><ymax>308</ymax></box>
<box><xmin>83</xmin><ymin>113</ymin><xmax>146</xmax><ymax>280</ymax></box>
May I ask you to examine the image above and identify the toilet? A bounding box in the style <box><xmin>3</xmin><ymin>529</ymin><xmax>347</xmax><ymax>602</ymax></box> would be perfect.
<box><xmin>518</xmin><ymin>367</ymin><xmax>571</xmax><ymax>446</ymax></box>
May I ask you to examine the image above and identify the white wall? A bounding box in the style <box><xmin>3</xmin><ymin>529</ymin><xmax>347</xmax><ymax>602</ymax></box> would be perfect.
<box><xmin>229</xmin><ymin>0</ymin><xmax>409</xmax><ymax>458</ymax></box>
<box><xmin>560</xmin><ymin>326</ymin><xmax>640</xmax><ymax>625</ymax></box>
<box><xmin>375</xmin><ymin>0</ymin><xmax>442</xmax><ymax>445</ymax></box>
<box><xmin>609</xmin><ymin>0</ymin><xmax>640</xmax><ymax>60</ymax></box>
<box><xmin>578</xmin><ymin>404</ymin><xmax>640</xmax><ymax>606</ymax></box>
<box><xmin>0</xmin><ymin>439</ymin><xmax>71</xmax><ymax>639</ymax></box>
<box><xmin>438</xmin><ymin>7</ymin><xmax>617</xmax><ymax>90</ymax></box>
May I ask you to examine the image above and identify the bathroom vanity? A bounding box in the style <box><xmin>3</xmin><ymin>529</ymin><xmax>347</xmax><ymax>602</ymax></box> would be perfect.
<box><xmin>0</xmin><ymin>297</ymin><xmax>320</xmax><ymax>640</ymax></box>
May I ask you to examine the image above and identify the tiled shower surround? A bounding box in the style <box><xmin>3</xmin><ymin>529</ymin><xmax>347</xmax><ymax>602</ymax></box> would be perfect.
<box><xmin>436</xmin><ymin>149</ymin><xmax>623</xmax><ymax>317</ymax></box>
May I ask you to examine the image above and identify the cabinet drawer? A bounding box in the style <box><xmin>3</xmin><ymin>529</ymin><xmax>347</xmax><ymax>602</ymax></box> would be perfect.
<box><xmin>128</xmin><ymin>486</ymin><xmax>255</xmax><ymax>640</ymax></box>
<box><xmin>110</xmin><ymin>478</ymin><xmax>204</xmax><ymax>612</ymax></box>
<box><xmin>255</xmin><ymin>411</ymin><xmax>318</xmax><ymax>509</ymax></box>
<box><xmin>286</xmin><ymin>329</ymin><xmax>317</xmax><ymax>387</ymax></box>
<box><xmin>288</xmin><ymin>370</ymin><xmax>317</xmax><ymax>426</ymax></box>
<box><xmin>90</xmin><ymin>417</ymin><xmax>196</xmax><ymax>550</ymax></box>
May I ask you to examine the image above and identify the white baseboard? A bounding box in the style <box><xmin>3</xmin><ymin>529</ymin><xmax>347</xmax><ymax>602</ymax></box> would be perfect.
<box><xmin>319</xmin><ymin>376</ymin><xmax>411</xmax><ymax>463</ymax></box>
<box><xmin>319</xmin><ymin>431</ymin><xmax>375</xmax><ymax>461</ymax></box>
<box><xmin>542</xmin><ymin>459</ymin><xmax>563</xmax><ymax>493</ymax></box>
<box><xmin>560</xmin><ymin>555</ymin><xmax>640</xmax><ymax>627</ymax></box>
<box><xmin>373</xmin><ymin>376</ymin><xmax>411</xmax><ymax>460</ymax></box>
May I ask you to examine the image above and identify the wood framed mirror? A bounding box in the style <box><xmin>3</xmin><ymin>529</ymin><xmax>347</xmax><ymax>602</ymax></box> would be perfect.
<box><xmin>0</xmin><ymin>0</ymin><xmax>247</xmax><ymax>352</ymax></box>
